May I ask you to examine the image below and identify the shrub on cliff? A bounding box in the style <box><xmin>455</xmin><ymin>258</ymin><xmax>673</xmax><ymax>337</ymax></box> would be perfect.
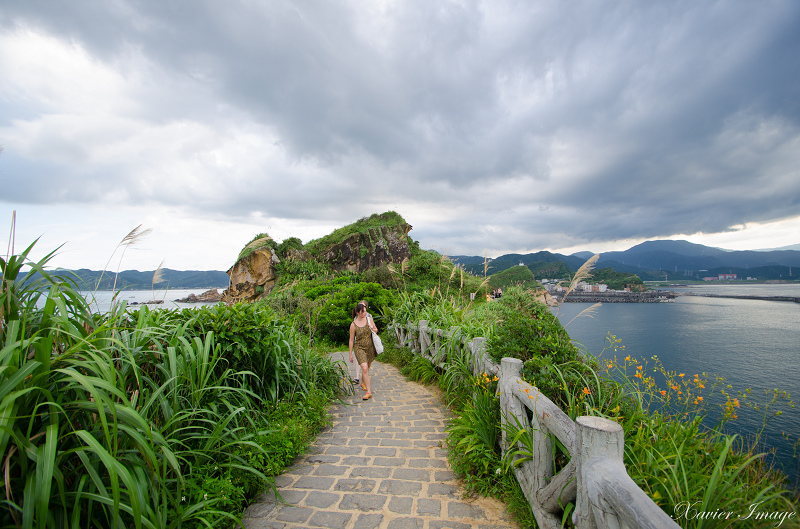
<box><xmin>276</xmin><ymin>236</ymin><xmax>304</xmax><ymax>259</ymax></box>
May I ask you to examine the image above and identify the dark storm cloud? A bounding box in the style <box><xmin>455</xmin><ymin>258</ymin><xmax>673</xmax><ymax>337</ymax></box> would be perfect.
<box><xmin>2</xmin><ymin>0</ymin><xmax>799</xmax><ymax>254</ymax></box>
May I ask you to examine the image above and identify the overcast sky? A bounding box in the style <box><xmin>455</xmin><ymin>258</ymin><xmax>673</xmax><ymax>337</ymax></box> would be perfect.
<box><xmin>2</xmin><ymin>1</ymin><xmax>799</xmax><ymax>272</ymax></box>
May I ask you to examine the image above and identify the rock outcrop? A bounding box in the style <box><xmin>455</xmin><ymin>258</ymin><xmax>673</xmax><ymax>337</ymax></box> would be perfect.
<box><xmin>321</xmin><ymin>224</ymin><xmax>413</xmax><ymax>273</ymax></box>
<box><xmin>221</xmin><ymin>247</ymin><xmax>280</xmax><ymax>304</ymax></box>
<box><xmin>175</xmin><ymin>288</ymin><xmax>223</xmax><ymax>303</ymax></box>
<box><xmin>221</xmin><ymin>214</ymin><xmax>413</xmax><ymax>304</ymax></box>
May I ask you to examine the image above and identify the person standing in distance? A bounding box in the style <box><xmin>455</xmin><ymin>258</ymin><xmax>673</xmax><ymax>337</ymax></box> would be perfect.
<box><xmin>353</xmin><ymin>299</ymin><xmax>377</xmax><ymax>384</ymax></box>
<box><xmin>349</xmin><ymin>302</ymin><xmax>377</xmax><ymax>400</ymax></box>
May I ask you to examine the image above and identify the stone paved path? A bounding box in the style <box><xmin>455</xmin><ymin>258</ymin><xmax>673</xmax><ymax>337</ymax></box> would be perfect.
<box><xmin>240</xmin><ymin>352</ymin><xmax>517</xmax><ymax>529</ymax></box>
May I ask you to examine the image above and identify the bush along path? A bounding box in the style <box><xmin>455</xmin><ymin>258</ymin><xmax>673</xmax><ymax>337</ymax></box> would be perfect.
<box><xmin>239</xmin><ymin>352</ymin><xmax>517</xmax><ymax>529</ymax></box>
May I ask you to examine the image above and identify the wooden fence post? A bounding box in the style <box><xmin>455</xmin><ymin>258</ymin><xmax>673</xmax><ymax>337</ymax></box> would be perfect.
<box><xmin>419</xmin><ymin>320</ymin><xmax>430</xmax><ymax>358</ymax></box>
<box><xmin>471</xmin><ymin>337</ymin><xmax>487</xmax><ymax>376</ymax></box>
<box><xmin>575</xmin><ymin>416</ymin><xmax>624</xmax><ymax>529</ymax></box>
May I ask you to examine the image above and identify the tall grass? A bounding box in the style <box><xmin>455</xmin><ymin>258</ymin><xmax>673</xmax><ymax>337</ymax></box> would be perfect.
<box><xmin>1</xmin><ymin>237</ymin><xmax>346</xmax><ymax>528</ymax></box>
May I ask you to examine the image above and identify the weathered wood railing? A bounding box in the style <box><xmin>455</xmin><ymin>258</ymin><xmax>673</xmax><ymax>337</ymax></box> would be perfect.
<box><xmin>393</xmin><ymin>320</ymin><xmax>680</xmax><ymax>529</ymax></box>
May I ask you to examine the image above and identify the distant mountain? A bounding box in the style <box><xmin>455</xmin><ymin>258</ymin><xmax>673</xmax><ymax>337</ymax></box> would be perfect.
<box><xmin>595</xmin><ymin>240</ymin><xmax>800</xmax><ymax>277</ymax></box>
<box><xmin>619</xmin><ymin>240</ymin><xmax>728</xmax><ymax>258</ymax></box>
<box><xmin>30</xmin><ymin>268</ymin><xmax>230</xmax><ymax>290</ymax></box>
<box><xmin>753</xmin><ymin>243</ymin><xmax>800</xmax><ymax>252</ymax></box>
<box><xmin>450</xmin><ymin>239</ymin><xmax>800</xmax><ymax>281</ymax></box>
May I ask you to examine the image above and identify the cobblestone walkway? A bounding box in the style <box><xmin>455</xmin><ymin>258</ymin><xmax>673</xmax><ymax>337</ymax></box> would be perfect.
<box><xmin>240</xmin><ymin>352</ymin><xmax>517</xmax><ymax>529</ymax></box>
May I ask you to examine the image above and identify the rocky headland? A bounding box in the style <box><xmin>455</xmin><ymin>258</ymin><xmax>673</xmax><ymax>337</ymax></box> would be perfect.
<box><xmin>221</xmin><ymin>212</ymin><xmax>413</xmax><ymax>304</ymax></box>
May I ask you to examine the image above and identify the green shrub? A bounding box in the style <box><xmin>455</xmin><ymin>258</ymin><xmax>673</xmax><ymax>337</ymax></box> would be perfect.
<box><xmin>316</xmin><ymin>282</ymin><xmax>396</xmax><ymax>343</ymax></box>
<box><xmin>276</xmin><ymin>236</ymin><xmax>304</xmax><ymax>258</ymax></box>
<box><xmin>445</xmin><ymin>375</ymin><xmax>503</xmax><ymax>495</ymax></box>
<box><xmin>487</xmin><ymin>288</ymin><xmax>580</xmax><ymax>365</ymax></box>
<box><xmin>274</xmin><ymin>259</ymin><xmax>333</xmax><ymax>283</ymax></box>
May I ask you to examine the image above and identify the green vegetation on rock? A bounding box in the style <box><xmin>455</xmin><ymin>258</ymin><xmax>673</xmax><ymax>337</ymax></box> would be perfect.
<box><xmin>237</xmin><ymin>232</ymin><xmax>274</xmax><ymax>261</ymax></box>
<box><xmin>487</xmin><ymin>264</ymin><xmax>540</xmax><ymax>290</ymax></box>
<box><xmin>589</xmin><ymin>267</ymin><xmax>644</xmax><ymax>290</ymax></box>
<box><xmin>303</xmin><ymin>211</ymin><xmax>408</xmax><ymax>257</ymax></box>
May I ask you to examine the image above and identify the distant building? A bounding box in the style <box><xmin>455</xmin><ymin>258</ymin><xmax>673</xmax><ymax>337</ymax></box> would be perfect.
<box><xmin>703</xmin><ymin>276</ymin><xmax>719</xmax><ymax>281</ymax></box>
<box><xmin>718</xmin><ymin>273</ymin><xmax>737</xmax><ymax>280</ymax></box>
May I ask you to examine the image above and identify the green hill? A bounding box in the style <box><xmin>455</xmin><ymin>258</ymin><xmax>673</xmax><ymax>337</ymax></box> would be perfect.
<box><xmin>488</xmin><ymin>265</ymin><xmax>540</xmax><ymax>290</ymax></box>
<box><xmin>589</xmin><ymin>267</ymin><xmax>644</xmax><ymax>290</ymax></box>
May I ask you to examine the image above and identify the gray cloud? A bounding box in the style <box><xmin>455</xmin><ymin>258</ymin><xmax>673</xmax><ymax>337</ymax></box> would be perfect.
<box><xmin>1</xmin><ymin>0</ymin><xmax>799</xmax><ymax>268</ymax></box>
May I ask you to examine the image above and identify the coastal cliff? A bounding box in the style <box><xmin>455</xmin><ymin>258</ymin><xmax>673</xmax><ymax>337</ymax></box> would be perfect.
<box><xmin>317</xmin><ymin>224</ymin><xmax>413</xmax><ymax>273</ymax></box>
<box><xmin>222</xmin><ymin>212</ymin><xmax>413</xmax><ymax>303</ymax></box>
<box><xmin>221</xmin><ymin>235</ymin><xmax>280</xmax><ymax>304</ymax></box>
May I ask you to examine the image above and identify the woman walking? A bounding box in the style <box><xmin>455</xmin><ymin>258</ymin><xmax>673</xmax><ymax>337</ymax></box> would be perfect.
<box><xmin>349</xmin><ymin>302</ymin><xmax>377</xmax><ymax>400</ymax></box>
<box><xmin>353</xmin><ymin>299</ymin><xmax>377</xmax><ymax>384</ymax></box>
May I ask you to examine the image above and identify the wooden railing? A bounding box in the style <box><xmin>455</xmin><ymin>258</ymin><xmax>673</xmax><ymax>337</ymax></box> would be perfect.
<box><xmin>393</xmin><ymin>320</ymin><xmax>680</xmax><ymax>529</ymax></box>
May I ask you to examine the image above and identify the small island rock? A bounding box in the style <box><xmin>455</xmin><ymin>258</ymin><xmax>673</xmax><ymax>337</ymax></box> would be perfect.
<box><xmin>174</xmin><ymin>289</ymin><xmax>222</xmax><ymax>303</ymax></box>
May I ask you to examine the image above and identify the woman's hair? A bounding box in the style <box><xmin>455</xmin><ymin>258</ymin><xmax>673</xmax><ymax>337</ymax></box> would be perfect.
<box><xmin>352</xmin><ymin>303</ymin><xmax>367</xmax><ymax>319</ymax></box>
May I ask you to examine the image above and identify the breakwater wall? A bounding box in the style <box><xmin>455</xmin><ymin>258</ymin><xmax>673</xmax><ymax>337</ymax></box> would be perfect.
<box><xmin>678</xmin><ymin>292</ymin><xmax>800</xmax><ymax>303</ymax></box>
<box><xmin>559</xmin><ymin>291</ymin><xmax>675</xmax><ymax>303</ymax></box>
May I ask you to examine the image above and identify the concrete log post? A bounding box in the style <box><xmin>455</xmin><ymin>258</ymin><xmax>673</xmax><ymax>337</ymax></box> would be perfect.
<box><xmin>419</xmin><ymin>320</ymin><xmax>430</xmax><ymax>358</ymax></box>
<box><xmin>575</xmin><ymin>416</ymin><xmax>624</xmax><ymax>529</ymax></box>
<box><xmin>472</xmin><ymin>337</ymin><xmax>487</xmax><ymax>377</ymax></box>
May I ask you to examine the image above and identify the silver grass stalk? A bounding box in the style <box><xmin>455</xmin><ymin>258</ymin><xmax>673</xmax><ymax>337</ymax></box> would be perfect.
<box><xmin>565</xmin><ymin>302</ymin><xmax>602</xmax><ymax>328</ymax></box>
<box><xmin>555</xmin><ymin>254</ymin><xmax>599</xmax><ymax>318</ymax></box>
<box><xmin>152</xmin><ymin>260</ymin><xmax>166</xmax><ymax>301</ymax></box>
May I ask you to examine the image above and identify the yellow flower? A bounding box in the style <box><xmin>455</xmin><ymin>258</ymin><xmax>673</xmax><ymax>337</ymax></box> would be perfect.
<box><xmin>625</xmin><ymin>356</ymin><xmax>631</xmax><ymax>361</ymax></box>
<box><xmin>697</xmin><ymin>396</ymin><xmax>703</xmax><ymax>402</ymax></box>
<box><xmin>660</xmin><ymin>390</ymin><xmax>666</xmax><ymax>396</ymax></box>
<box><xmin>733</xmin><ymin>398</ymin><xmax>740</xmax><ymax>407</ymax></box>
<box><xmin>678</xmin><ymin>373</ymin><xmax>685</xmax><ymax>378</ymax></box>
<box><xmin>635</xmin><ymin>372</ymin><xmax>643</xmax><ymax>379</ymax></box>
<box><xmin>582</xmin><ymin>387</ymin><xmax>591</xmax><ymax>395</ymax></box>
<box><xmin>636</xmin><ymin>365</ymin><xmax>643</xmax><ymax>371</ymax></box>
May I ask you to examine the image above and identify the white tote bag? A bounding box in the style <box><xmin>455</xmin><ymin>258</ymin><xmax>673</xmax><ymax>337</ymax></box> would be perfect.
<box><xmin>371</xmin><ymin>331</ymin><xmax>384</xmax><ymax>355</ymax></box>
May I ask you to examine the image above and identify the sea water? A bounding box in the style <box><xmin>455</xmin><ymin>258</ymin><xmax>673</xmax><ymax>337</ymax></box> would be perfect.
<box><xmin>81</xmin><ymin>289</ymin><xmax>221</xmax><ymax>313</ymax></box>
<box><xmin>552</xmin><ymin>284</ymin><xmax>800</xmax><ymax>484</ymax></box>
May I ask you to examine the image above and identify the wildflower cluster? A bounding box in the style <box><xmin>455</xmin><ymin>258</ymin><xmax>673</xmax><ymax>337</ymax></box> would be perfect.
<box><xmin>603</xmin><ymin>352</ymin><xmax>729</xmax><ymax>424</ymax></box>
<box><xmin>475</xmin><ymin>372</ymin><xmax>499</xmax><ymax>392</ymax></box>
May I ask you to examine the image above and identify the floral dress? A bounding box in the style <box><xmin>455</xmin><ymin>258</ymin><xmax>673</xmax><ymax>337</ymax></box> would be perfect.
<box><xmin>352</xmin><ymin>321</ymin><xmax>377</xmax><ymax>366</ymax></box>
